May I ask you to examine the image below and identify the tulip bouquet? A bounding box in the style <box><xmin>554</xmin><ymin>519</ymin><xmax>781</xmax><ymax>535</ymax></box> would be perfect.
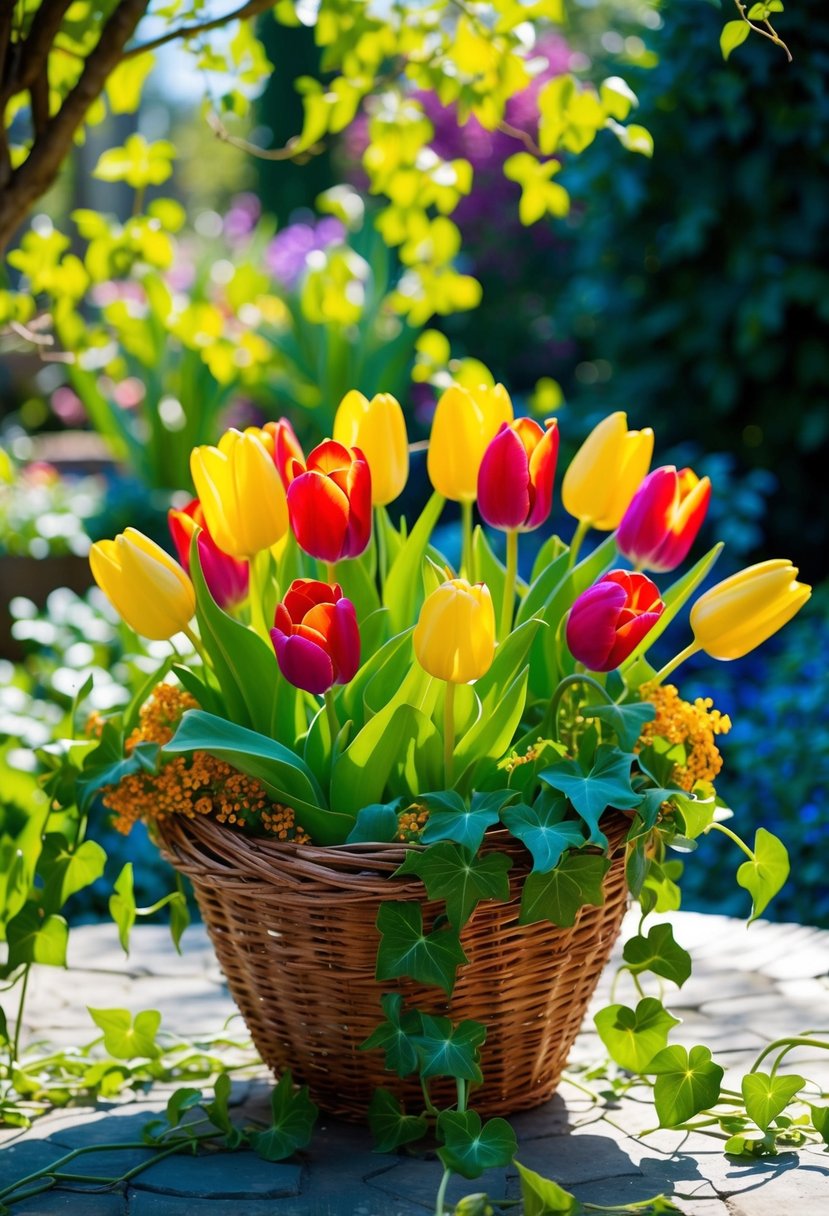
<box><xmin>61</xmin><ymin>382</ymin><xmax>817</xmax><ymax>1196</ymax></box>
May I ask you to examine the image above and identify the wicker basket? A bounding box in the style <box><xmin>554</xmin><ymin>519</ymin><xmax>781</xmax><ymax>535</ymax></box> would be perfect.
<box><xmin>157</xmin><ymin>812</ymin><xmax>630</xmax><ymax>1120</ymax></box>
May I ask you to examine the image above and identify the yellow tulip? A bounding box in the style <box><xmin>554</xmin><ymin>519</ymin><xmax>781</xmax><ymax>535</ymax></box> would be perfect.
<box><xmin>190</xmin><ymin>428</ymin><xmax>288</xmax><ymax>558</ymax></box>
<box><xmin>333</xmin><ymin>390</ymin><xmax>409</xmax><ymax>505</ymax></box>
<box><xmin>690</xmin><ymin>560</ymin><xmax>811</xmax><ymax>661</ymax></box>
<box><xmin>427</xmin><ymin>383</ymin><xmax>513</xmax><ymax>502</ymax></box>
<box><xmin>89</xmin><ymin>528</ymin><xmax>195</xmax><ymax>640</ymax></box>
<box><xmin>562</xmin><ymin>411</ymin><xmax>654</xmax><ymax>530</ymax></box>
<box><xmin>413</xmin><ymin>578</ymin><xmax>496</xmax><ymax>683</ymax></box>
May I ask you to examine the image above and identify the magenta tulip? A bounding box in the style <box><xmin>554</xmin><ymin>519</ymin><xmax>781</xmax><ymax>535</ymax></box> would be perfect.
<box><xmin>566</xmin><ymin>570</ymin><xmax>665</xmax><ymax>672</ymax></box>
<box><xmin>270</xmin><ymin>579</ymin><xmax>360</xmax><ymax>695</ymax></box>
<box><xmin>617</xmin><ymin>466</ymin><xmax>711</xmax><ymax>573</ymax></box>
<box><xmin>477</xmin><ymin>418</ymin><xmax>559</xmax><ymax>532</ymax></box>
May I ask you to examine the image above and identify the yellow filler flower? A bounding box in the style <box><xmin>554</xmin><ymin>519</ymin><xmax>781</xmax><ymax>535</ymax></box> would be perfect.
<box><xmin>562</xmin><ymin>411</ymin><xmax>654</xmax><ymax>530</ymax></box>
<box><xmin>90</xmin><ymin>528</ymin><xmax>195</xmax><ymax>640</ymax></box>
<box><xmin>427</xmin><ymin>383</ymin><xmax>513</xmax><ymax>502</ymax></box>
<box><xmin>333</xmin><ymin>390</ymin><xmax>409</xmax><ymax>506</ymax></box>
<box><xmin>413</xmin><ymin>578</ymin><xmax>496</xmax><ymax>684</ymax></box>
<box><xmin>190</xmin><ymin>428</ymin><xmax>288</xmax><ymax>558</ymax></box>
<box><xmin>690</xmin><ymin>559</ymin><xmax>811</xmax><ymax>661</ymax></box>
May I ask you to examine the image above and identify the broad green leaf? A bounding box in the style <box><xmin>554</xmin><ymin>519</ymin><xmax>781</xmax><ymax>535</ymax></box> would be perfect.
<box><xmin>346</xmin><ymin>802</ymin><xmax>402</xmax><ymax>844</ymax></box>
<box><xmin>384</xmin><ymin>490</ymin><xmax>445</xmax><ymax>634</ymax></box>
<box><xmin>620</xmin><ymin>543</ymin><xmax>723</xmax><ymax>674</ymax></box>
<box><xmin>455</xmin><ymin>668</ymin><xmax>530</xmax><ymax>794</ymax></box>
<box><xmin>338</xmin><ymin>628</ymin><xmax>413</xmax><ymax>728</ymax></box>
<box><xmin>640</xmin><ymin>858</ymin><xmax>683</xmax><ymax>915</ymax></box>
<box><xmin>395</xmin><ymin>842</ymin><xmax>512</xmax><ymax>928</ymax></box>
<box><xmin>106</xmin><ymin>52</ymin><xmax>156</xmax><ymax>115</ymax></box>
<box><xmin>723</xmin><ymin>1131</ymin><xmax>777</xmax><ymax>1158</ymax></box>
<box><xmin>6</xmin><ymin>905</ymin><xmax>68</xmax><ymax>969</ymax></box>
<box><xmin>109</xmin><ymin>863</ymin><xmax>136</xmax><ymax>955</ymax></box>
<box><xmin>636</xmin><ymin>737</ymin><xmax>686</xmax><ymax>788</ymax></box>
<box><xmin>516</xmin><ymin>547</ymin><xmax>570</xmax><ymax>626</ymax></box>
<box><xmin>720</xmin><ymin>20</ymin><xmax>751</xmax><ymax>59</ymax></box>
<box><xmin>737</xmin><ymin>828</ymin><xmax>790</xmax><ymax>923</ymax></box>
<box><xmin>623</xmin><ymin>924</ymin><xmax>692</xmax><ymax>987</ymax></box>
<box><xmin>166</xmin><ymin>1087</ymin><xmax>203</xmax><ymax>1128</ymax></box>
<box><xmin>420</xmin><ymin>789</ymin><xmax>516</xmax><ymax>852</ymax></box>
<box><xmin>809</xmin><ymin>1104</ymin><xmax>829</xmax><ymax>1146</ymax></box>
<box><xmin>500</xmin><ymin>795</ymin><xmax>585</xmax><ymax>873</ymax></box>
<box><xmin>88</xmin><ymin>1007</ymin><xmax>161</xmax><ymax>1060</ymax></box>
<box><xmin>39</xmin><ymin>837</ymin><xmax>106</xmax><ymax>913</ymax></box>
<box><xmin>412</xmin><ymin>1014</ymin><xmax>486</xmax><ymax>1082</ymax></box>
<box><xmin>205</xmin><ymin>1073</ymin><xmax>243</xmax><ymax>1147</ymax></box>
<box><xmin>250</xmin><ymin>1070</ymin><xmax>318</xmax><ymax>1161</ymax></box>
<box><xmin>514</xmin><ymin>1160</ymin><xmax>580</xmax><ymax>1215</ymax></box>
<box><xmin>437</xmin><ymin>1109</ymin><xmax>518</xmax><ymax>1180</ymax></box>
<box><xmin>742</xmin><ymin>1072</ymin><xmax>804</xmax><ymax>1132</ymax></box>
<box><xmin>650</xmin><ymin>1044</ymin><xmax>724</xmax><ymax>1126</ymax></box>
<box><xmin>540</xmin><ymin>745</ymin><xmax>641</xmax><ymax>846</ymax></box>
<box><xmin>375</xmin><ymin>902</ymin><xmax>467</xmax><ymax>996</ymax></box>
<box><xmin>672</xmin><ymin>790</ymin><xmax>717</xmax><ymax>840</ymax></box>
<box><xmin>519</xmin><ymin>853</ymin><xmax>609</xmax><ymax>927</ymax></box>
<box><xmin>473</xmin><ymin>619</ymin><xmax>543</xmax><ymax>715</ymax></box>
<box><xmin>594</xmin><ymin>998</ymin><xmax>680</xmax><ymax>1072</ymax></box>
<box><xmin>581</xmin><ymin>700</ymin><xmax>655</xmax><ymax>752</ymax></box>
<box><xmin>368</xmin><ymin>1088</ymin><xmax>428</xmax><ymax>1152</ymax></box>
<box><xmin>360</xmin><ymin>993</ymin><xmax>422</xmax><ymax>1077</ymax></box>
<box><xmin>168</xmin><ymin>889</ymin><xmax>190</xmax><ymax>953</ymax></box>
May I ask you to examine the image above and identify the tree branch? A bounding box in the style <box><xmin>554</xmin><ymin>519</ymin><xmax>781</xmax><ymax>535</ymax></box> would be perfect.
<box><xmin>31</xmin><ymin>64</ymin><xmax>50</xmax><ymax>139</ymax></box>
<box><xmin>2</xmin><ymin>0</ymin><xmax>74</xmax><ymax>102</ymax></box>
<box><xmin>122</xmin><ymin>0</ymin><xmax>273</xmax><ymax>60</ymax></box>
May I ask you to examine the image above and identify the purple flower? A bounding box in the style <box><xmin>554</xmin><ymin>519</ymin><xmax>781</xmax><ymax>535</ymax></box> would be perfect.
<box><xmin>265</xmin><ymin>217</ymin><xmax>346</xmax><ymax>288</ymax></box>
<box><xmin>223</xmin><ymin>193</ymin><xmax>262</xmax><ymax>244</ymax></box>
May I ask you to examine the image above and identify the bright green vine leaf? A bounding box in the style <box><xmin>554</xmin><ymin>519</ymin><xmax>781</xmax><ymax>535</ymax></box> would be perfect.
<box><xmin>204</xmin><ymin>1073</ymin><xmax>244</xmax><ymax>1147</ymax></box>
<box><xmin>500</xmin><ymin>795</ymin><xmax>585</xmax><ymax>873</ymax></box>
<box><xmin>360</xmin><ymin>993</ymin><xmax>422</xmax><ymax>1077</ymax></box>
<box><xmin>5</xmin><ymin>905</ymin><xmax>68</xmax><ymax>969</ymax></box>
<box><xmin>375</xmin><ymin>902</ymin><xmax>467</xmax><ymax>995</ymax></box>
<box><xmin>540</xmin><ymin>746</ymin><xmax>641</xmax><ymax>846</ymax></box>
<box><xmin>622</xmin><ymin>924</ymin><xmax>692</xmax><ymax>988</ymax></box>
<box><xmin>737</xmin><ymin>828</ymin><xmax>790</xmax><ymax>923</ymax></box>
<box><xmin>519</xmin><ymin>853</ymin><xmax>609</xmax><ymax>927</ymax></box>
<box><xmin>93</xmin><ymin>135</ymin><xmax>176</xmax><ymax>189</ymax></box>
<box><xmin>250</xmin><ymin>1070</ymin><xmax>318</xmax><ymax>1162</ymax></box>
<box><xmin>809</xmin><ymin>1104</ymin><xmax>829</xmax><ymax>1146</ymax></box>
<box><xmin>368</xmin><ymin>1088</ymin><xmax>428</xmax><ymax>1152</ymax></box>
<box><xmin>39</xmin><ymin>836</ymin><xmax>107</xmax><ymax>914</ymax></box>
<box><xmin>514</xmin><ymin>1160</ymin><xmax>581</xmax><ymax>1215</ymax></box>
<box><xmin>395</xmin><ymin>843</ymin><xmax>512</xmax><ymax>928</ymax></box>
<box><xmin>650</xmin><ymin>1044</ymin><xmax>724</xmax><ymax>1127</ymax></box>
<box><xmin>165</xmin><ymin>1087</ymin><xmax>203</xmax><ymax>1128</ymax></box>
<box><xmin>413</xmin><ymin>1014</ymin><xmax>486</xmax><ymax>1083</ymax></box>
<box><xmin>721</xmin><ymin>20</ymin><xmax>751</xmax><ymax>59</ymax></box>
<box><xmin>109</xmin><ymin>863</ymin><xmax>136</xmax><ymax>955</ymax></box>
<box><xmin>88</xmin><ymin>1007</ymin><xmax>161</xmax><ymax>1060</ymax></box>
<box><xmin>742</xmin><ymin>1072</ymin><xmax>805</xmax><ymax>1132</ymax></box>
<box><xmin>594</xmin><ymin>998</ymin><xmax>680</xmax><ymax>1072</ymax></box>
<box><xmin>437</xmin><ymin>1109</ymin><xmax>518</xmax><ymax>1180</ymax></box>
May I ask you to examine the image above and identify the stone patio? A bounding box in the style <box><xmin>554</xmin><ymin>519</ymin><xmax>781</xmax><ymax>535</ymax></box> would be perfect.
<box><xmin>2</xmin><ymin>910</ymin><xmax>828</xmax><ymax>1215</ymax></box>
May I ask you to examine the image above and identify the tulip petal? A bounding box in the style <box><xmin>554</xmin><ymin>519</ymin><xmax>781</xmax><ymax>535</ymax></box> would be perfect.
<box><xmin>271</xmin><ymin>629</ymin><xmax>334</xmax><ymax>695</ymax></box>
<box><xmin>477</xmin><ymin>424</ymin><xmax>531</xmax><ymax>531</ymax></box>
<box><xmin>328</xmin><ymin>597</ymin><xmax>361</xmax><ymax>682</ymax></box>
<box><xmin>616</xmin><ymin>467</ymin><xmax>679</xmax><ymax>569</ymax></box>
<box><xmin>651</xmin><ymin>475</ymin><xmax>711</xmax><ymax>573</ymax></box>
<box><xmin>288</xmin><ymin>471</ymin><xmax>350</xmax><ymax>562</ymax></box>
<box><xmin>341</xmin><ymin>454</ymin><xmax>372</xmax><ymax>557</ymax></box>
<box><xmin>525</xmin><ymin>420</ymin><xmax>559</xmax><ymax>531</ymax></box>
<box><xmin>566</xmin><ymin>581</ymin><xmax>628</xmax><ymax>671</ymax></box>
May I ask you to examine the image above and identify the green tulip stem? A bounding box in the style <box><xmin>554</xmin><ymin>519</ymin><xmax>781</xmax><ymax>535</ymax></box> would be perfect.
<box><xmin>248</xmin><ymin>550</ymin><xmax>271</xmax><ymax>642</ymax></box>
<box><xmin>324</xmin><ymin>689</ymin><xmax>340</xmax><ymax>745</ymax></box>
<box><xmin>374</xmin><ymin>506</ymin><xmax>387</xmax><ymax>591</ymax></box>
<box><xmin>546</xmin><ymin>673</ymin><xmax>615</xmax><ymax>742</ymax></box>
<box><xmin>652</xmin><ymin>640</ymin><xmax>701</xmax><ymax>686</ymax></box>
<box><xmin>500</xmin><ymin>528</ymin><xmax>519</xmax><ymax>643</ymax></box>
<box><xmin>443</xmin><ymin>681</ymin><xmax>456</xmax><ymax>787</ymax></box>
<box><xmin>182</xmin><ymin>625</ymin><xmax>212</xmax><ymax>671</ymax></box>
<box><xmin>325</xmin><ymin>561</ymin><xmax>337</xmax><ymax>585</ymax></box>
<box><xmin>567</xmin><ymin>517</ymin><xmax>591</xmax><ymax>569</ymax></box>
<box><xmin>461</xmin><ymin>499</ymin><xmax>475</xmax><ymax>581</ymax></box>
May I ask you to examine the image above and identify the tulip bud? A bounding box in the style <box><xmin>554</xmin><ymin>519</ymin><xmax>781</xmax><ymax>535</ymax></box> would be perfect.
<box><xmin>562</xmin><ymin>412</ymin><xmax>654</xmax><ymax>530</ymax></box>
<box><xmin>168</xmin><ymin>498</ymin><xmax>249</xmax><ymax>611</ymax></box>
<box><xmin>617</xmin><ymin>466</ymin><xmax>711</xmax><ymax>573</ymax></box>
<box><xmin>333</xmin><ymin>389</ymin><xmax>409</xmax><ymax>506</ymax></box>
<box><xmin>690</xmin><ymin>560</ymin><xmax>811</xmax><ymax>661</ymax></box>
<box><xmin>413</xmin><ymin>578</ymin><xmax>496</xmax><ymax>683</ymax></box>
<box><xmin>261</xmin><ymin>418</ymin><xmax>305</xmax><ymax>489</ymax></box>
<box><xmin>270</xmin><ymin>579</ymin><xmax>360</xmax><ymax>694</ymax></box>
<box><xmin>566</xmin><ymin>570</ymin><xmax>665</xmax><ymax>672</ymax></box>
<box><xmin>287</xmin><ymin>439</ymin><xmax>372</xmax><ymax>562</ymax></box>
<box><xmin>90</xmin><ymin>527</ymin><xmax>195</xmax><ymax>640</ymax></box>
<box><xmin>477</xmin><ymin>418</ymin><xmax>559</xmax><ymax>532</ymax></box>
<box><xmin>427</xmin><ymin>383</ymin><xmax>513</xmax><ymax>502</ymax></box>
<box><xmin>191</xmin><ymin>429</ymin><xmax>288</xmax><ymax>559</ymax></box>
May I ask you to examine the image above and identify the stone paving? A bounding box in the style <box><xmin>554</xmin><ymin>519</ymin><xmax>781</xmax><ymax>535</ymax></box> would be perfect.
<box><xmin>2</xmin><ymin>910</ymin><xmax>828</xmax><ymax>1215</ymax></box>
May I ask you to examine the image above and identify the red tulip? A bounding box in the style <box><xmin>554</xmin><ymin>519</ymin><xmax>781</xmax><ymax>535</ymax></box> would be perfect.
<box><xmin>566</xmin><ymin>570</ymin><xmax>665</xmax><ymax>672</ymax></box>
<box><xmin>617</xmin><ymin>466</ymin><xmax>711</xmax><ymax>573</ymax></box>
<box><xmin>477</xmin><ymin>418</ymin><xmax>559</xmax><ymax>531</ymax></box>
<box><xmin>270</xmin><ymin>579</ymin><xmax>360</xmax><ymax>694</ymax></box>
<box><xmin>262</xmin><ymin>417</ymin><xmax>305</xmax><ymax>489</ymax></box>
<box><xmin>168</xmin><ymin>498</ymin><xmax>249</xmax><ymax>610</ymax></box>
<box><xmin>286</xmin><ymin>439</ymin><xmax>372</xmax><ymax>562</ymax></box>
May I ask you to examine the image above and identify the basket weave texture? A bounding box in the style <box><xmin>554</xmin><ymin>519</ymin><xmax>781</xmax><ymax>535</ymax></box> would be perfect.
<box><xmin>157</xmin><ymin>812</ymin><xmax>630</xmax><ymax>1120</ymax></box>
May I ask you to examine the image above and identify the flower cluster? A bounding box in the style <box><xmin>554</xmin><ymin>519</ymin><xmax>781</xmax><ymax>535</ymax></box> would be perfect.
<box><xmin>637</xmin><ymin>682</ymin><xmax>732</xmax><ymax>792</ymax></box>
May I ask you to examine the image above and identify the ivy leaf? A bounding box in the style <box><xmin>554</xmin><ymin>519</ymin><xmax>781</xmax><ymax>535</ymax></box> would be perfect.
<box><xmin>5</xmin><ymin>905</ymin><xmax>68</xmax><ymax>969</ymax></box>
<box><xmin>360</xmin><ymin>993</ymin><xmax>422</xmax><ymax>1077</ymax></box>
<box><xmin>375</xmin><ymin>903</ymin><xmax>467</xmax><ymax>995</ymax></box>
<box><xmin>519</xmin><ymin>853</ymin><xmax>609</xmax><ymax>927</ymax></box>
<box><xmin>581</xmin><ymin>700</ymin><xmax>655</xmax><ymax>752</ymax></box>
<box><xmin>437</xmin><ymin>1109</ymin><xmax>518</xmax><ymax>1180</ymax></box>
<box><xmin>88</xmin><ymin>1007</ymin><xmax>161</xmax><ymax>1060</ymax></box>
<box><xmin>650</xmin><ymin>1044</ymin><xmax>724</xmax><ymax>1127</ymax></box>
<box><xmin>250</xmin><ymin>1070</ymin><xmax>318</xmax><ymax>1161</ymax></box>
<box><xmin>720</xmin><ymin>19</ymin><xmax>751</xmax><ymax>60</ymax></box>
<box><xmin>594</xmin><ymin>998</ymin><xmax>680</xmax><ymax>1072</ymax></box>
<box><xmin>368</xmin><ymin>1088</ymin><xmax>428</xmax><ymax>1153</ymax></box>
<box><xmin>540</xmin><ymin>746</ymin><xmax>641</xmax><ymax>845</ymax></box>
<box><xmin>622</xmin><ymin>924</ymin><xmax>692</xmax><ymax>988</ymax></box>
<box><xmin>39</xmin><ymin>837</ymin><xmax>107</xmax><ymax>913</ymax></box>
<box><xmin>412</xmin><ymin>1015</ymin><xmax>486</xmax><ymax>1083</ymax></box>
<box><xmin>395</xmin><ymin>843</ymin><xmax>511</xmax><ymax>928</ymax></box>
<box><xmin>672</xmin><ymin>791</ymin><xmax>717</xmax><ymax>840</ymax></box>
<box><xmin>737</xmin><ymin>829</ymin><xmax>790</xmax><ymax>923</ymax></box>
<box><xmin>742</xmin><ymin>1072</ymin><xmax>805</xmax><ymax>1132</ymax></box>
<box><xmin>501</xmin><ymin>795</ymin><xmax>585</xmax><ymax>873</ymax></box>
<box><xmin>346</xmin><ymin>801</ymin><xmax>403</xmax><ymax>844</ymax></box>
<box><xmin>420</xmin><ymin>789</ymin><xmax>516</xmax><ymax>852</ymax></box>
<box><xmin>514</xmin><ymin>1160</ymin><xmax>581</xmax><ymax>1215</ymax></box>
<box><xmin>109</xmin><ymin>863</ymin><xmax>136</xmax><ymax>955</ymax></box>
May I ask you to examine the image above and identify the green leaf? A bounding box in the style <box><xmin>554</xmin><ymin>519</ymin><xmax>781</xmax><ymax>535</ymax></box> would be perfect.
<box><xmin>346</xmin><ymin>801</ymin><xmax>402</xmax><ymax>844</ymax></box>
<box><xmin>39</xmin><ymin>837</ymin><xmax>107</xmax><ymax>913</ymax></box>
<box><xmin>368</xmin><ymin>1088</ymin><xmax>428</xmax><ymax>1152</ymax></box>
<box><xmin>742</xmin><ymin>1072</ymin><xmax>804</xmax><ymax>1132</ymax></box>
<box><xmin>517</xmin><ymin>548</ymin><xmax>571</xmax><ymax>626</ymax></box>
<box><xmin>106</xmin><ymin>54</ymin><xmax>156</xmax><ymax>115</ymax></box>
<box><xmin>622</xmin><ymin>924</ymin><xmax>692</xmax><ymax>988</ymax></box>
<box><xmin>375</xmin><ymin>902</ymin><xmax>467</xmax><ymax>996</ymax></box>
<box><xmin>809</xmin><ymin>1104</ymin><xmax>829</xmax><ymax>1146</ymax></box>
<box><xmin>168</xmin><ymin>888</ymin><xmax>190</xmax><ymax>953</ymax></box>
<box><xmin>454</xmin><ymin>667</ymin><xmax>530</xmax><ymax>794</ymax></box>
<box><xmin>420</xmin><ymin>789</ymin><xmax>516</xmax><ymax>852</ymax></box>
<box><xmin>737</xmin><ymin>828</ymin><xmax>790</xmax><ymax>923</ymax></box>
<box><xmin>88</xmin><ymin>1007</ymin><xmax>161</xmax><ymax>1060</ymax></box>
<box><xmin>650</xmin><ymin>1044</ymin><xmax>724</xmax><ymax>1126</ymax></box>
<box><xmin>360</xmin><ymin>993</ymin><xmax>422</xmax><ymax>1077</ymax></box>
<box><xmin>540</xmin><ymin>745</ymin><xmax>641</xmax><ymax>846</ymax></box>
<box><xmin>166</xmin><ymin>1087</ymin><xmax>203</xmax><ymax>1128</ymax></box>
<box><xmin>581</xmin><ymin>700</ymin><xmax>656</xmax><ymax>752</ymax></box>
<box><xmin>519</xmin><ymin>852</ymin><xmax>609</xmax><ymax>927</ymax></box>
<box><xmin>413</xmin><ymin>1014</ymin><xmax>486</xmax><ymax>1083</ymax></box>
<box><xmin>594</xmin><ymin>998</ymin><xmax>680</xmax><ymax>1072</ymax></box>
<box><xmin>5</xmin><ymin>905</ymin><xmax>68</xmax><ymax>968</ymax></box>
<box><xmin>500</xmin><ymin>795</ymin><xmax>585</xmax><ymax>873</ymax></box>
<box><xmin>109</xmin><ymin>863</ymin><xmax>136</xmax><ymax>955</ymax></box>
<box><xmin>720</xmin><ymin>20</ymin><xmax>751</xmax><ymax>59</ymax></box>
<box><xmin>620</xmin><ymin>543</ymin><xmax>723</xmax><ymax>675</ymax></box>
<box><xmin>250</xmin><ymin>1070</ymin><xmax>318</xmax><ymax>1161</ymax></box>
<box><xmin>204</xmin><ymin>1073</ymin><xmax>243</xmax><ymax>1147</ymax></box>
<box><xmin>514</xmin><ymin>1160</ymin><xmax>581</xmax><ymax>1215</ymax></box>
<box><xmin>395</xmin><ymin>843</ymin><xmax>511</xmax><ymax>928</ymax></box>
<box><xmin>437</xmin><ymin>1110</ymin><xmax>518</xmax><ymax>1180</ymax></box>
<box><xmin>384</xmin><ymin>490</ymin><xmax>445</xmax><ymax>634</ymax></box>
